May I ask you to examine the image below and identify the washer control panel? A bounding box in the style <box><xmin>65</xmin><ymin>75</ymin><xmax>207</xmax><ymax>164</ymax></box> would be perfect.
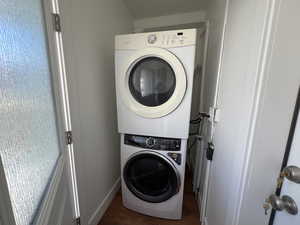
<box><xmin>124</xmin><ymin>134</ymin><xmax>181</xmax><ymax>151</ymax></box>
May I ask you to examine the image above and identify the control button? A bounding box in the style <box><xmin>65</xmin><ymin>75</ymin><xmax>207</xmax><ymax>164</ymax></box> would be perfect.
<box><xmin>146</xmin><ymin>137</ymin><xmax>156</xmax><ymax>147</ymax></box>
<box><xmin>167</xmin><ymin>153</ymin><xmax>182</xmax><ymax>165</ymax></box>
<box><xmin>147</xmin><ymin>34</ymin><xmax>157</xmax><ymax>44</ymax></box>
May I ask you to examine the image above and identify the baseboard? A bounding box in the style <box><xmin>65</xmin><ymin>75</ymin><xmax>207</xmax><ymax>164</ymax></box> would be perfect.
<box><xmin>88</xmin><ymin>178</ymin><xmax>121</xmax><ymax>225</ymax></box>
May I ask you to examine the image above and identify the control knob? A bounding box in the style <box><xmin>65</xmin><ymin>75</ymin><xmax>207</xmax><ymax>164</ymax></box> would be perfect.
<box><xmin>146</xmin><ymin>137</ymin><xmax>156</xmax><ymax>147</ymax></box>
<box><xmin>147</xmin><ymin>34</ymin><xmax>157</xmax><ymax>44</ymax></box>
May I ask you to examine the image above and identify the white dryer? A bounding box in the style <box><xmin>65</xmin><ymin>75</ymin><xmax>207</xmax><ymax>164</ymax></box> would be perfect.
<box><xmin>115</xmin><ymin>29</ymin><xmax>197</xmax><ymax>139</ymax></box>
<box><xmin>121</xmin><ymin>134</ymin><xmax>187</xmax><ymax>219</ymax></box>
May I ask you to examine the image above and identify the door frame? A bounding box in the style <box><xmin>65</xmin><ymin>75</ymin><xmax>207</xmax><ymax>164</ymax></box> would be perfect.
<box><xmin>0</xmin><ymin>0</ymin><xmax>80</xmax><ymax>224</ymax></box>
<box><xmin>195</xmin><ymin>0</ymin><xmax>230</xmax><ymax>221</ymax></box>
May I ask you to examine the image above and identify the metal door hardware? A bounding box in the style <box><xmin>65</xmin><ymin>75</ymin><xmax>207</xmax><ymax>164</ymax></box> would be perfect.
<box><xmin>282</xmin><ymin>166</ymin><xmax>300</xmax><ymax>183</ymax></box>
<box><xmin>266</xmin><ymin>194</ymin><xmax>298</xmax><ymax>215</ymax></box>
<box><xmin>65</xmin><ymin>131</ymin><xmax>73</xmax><ymax>145</ymax></box>
<box><xmin>206</xmin><ymin>142</ymin><xmax>215</xmax><ymax>161</ymax></box>
<box><xmin>276</xmin><ymin>165</ymin><xmax>300</xmax><ymax>189</ymax></box>
<box><xmin>52</xmin><ymin>13</ymin><xmax>61</xmax><ymax>32</ymax></box>
<box><xmin>263</xmin><ymin>201</ymin><xmax>271</xmax><ymax>215</ymax></box>
<box><xmin>74</xmin><ymin>217</ymin><xmax>81</xmax><ymax>225</ymax></box>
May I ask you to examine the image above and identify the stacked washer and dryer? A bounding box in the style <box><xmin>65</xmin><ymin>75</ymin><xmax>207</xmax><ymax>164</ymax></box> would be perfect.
<box><xmin>115</xmin><ymin>29</ymin><xmax>197</xmax><ymax>220</ymax></box>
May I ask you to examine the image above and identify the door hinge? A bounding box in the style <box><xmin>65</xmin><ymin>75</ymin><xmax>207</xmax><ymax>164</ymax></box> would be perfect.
<box><xmin>74</xmin><ymin>217</ymin><xmax>81</xmax><ymax>225</ymax></box>
<box><xmin>206</xmin><ymin>142</ymin><xmax>215</xmax><ymax>161</ymax></box>
<box><xmin>65</xmin><ymin>131</ymin><xmax>73</xmax><ymax>145</ymax></box>
<box><xmin>52</xmin><ymin>13</ymin><xmax>61</xmax><ymax>32</ymax></box>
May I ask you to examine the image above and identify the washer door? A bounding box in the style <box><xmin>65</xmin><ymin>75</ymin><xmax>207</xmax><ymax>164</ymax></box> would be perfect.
<box><xmin>120</xmin><ymin>48</ymin><xmax>187</xmax><ymax>118</ymax></box>
<box><xmin>123</xmin><ymin>151</ymin><xmax>180</xmax><ymax>203</ymax></box>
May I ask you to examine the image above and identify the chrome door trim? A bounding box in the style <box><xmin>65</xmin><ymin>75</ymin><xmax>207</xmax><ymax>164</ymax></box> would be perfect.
<box><xmin>124</xmin><ymin>150</ymin><xmax>181</xmax><ymax>193</ymax></box>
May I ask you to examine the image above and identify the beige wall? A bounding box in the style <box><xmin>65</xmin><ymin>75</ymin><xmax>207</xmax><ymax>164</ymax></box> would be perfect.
<box><xmin>58</xmin><ymin>0</ymin><xmax>133</xmax><ymax>224</ymax></box>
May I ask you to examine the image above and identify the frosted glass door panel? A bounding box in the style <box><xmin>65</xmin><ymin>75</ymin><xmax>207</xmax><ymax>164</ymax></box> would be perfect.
<box><xmin>0</xmin><ymin>0</ymin><xmax>61</xmax><ymax>225</ymax></box>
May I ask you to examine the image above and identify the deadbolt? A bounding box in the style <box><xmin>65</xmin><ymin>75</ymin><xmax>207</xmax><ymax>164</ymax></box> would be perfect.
<box><xmin>282</xmin><ymin>166</ymin><xmax>300</xmax><ymax>183</ymax></box>
<box><xmin>267</xmin><ymin>194</ymin><xmax>298</xmax><ymax>215</ymax></box>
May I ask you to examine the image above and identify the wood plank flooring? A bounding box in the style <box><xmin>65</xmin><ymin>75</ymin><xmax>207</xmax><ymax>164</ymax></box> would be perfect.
<box><xmin>98</xmin><ymin>171</ymin><xmax>201</xmax><ymax>225</ymax></box>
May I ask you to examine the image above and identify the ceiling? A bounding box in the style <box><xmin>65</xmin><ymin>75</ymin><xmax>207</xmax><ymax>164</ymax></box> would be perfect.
<box><xmin>123</xmin><ymin>0</ymin><xmax>207</xmax><ymax>19</ymax></box>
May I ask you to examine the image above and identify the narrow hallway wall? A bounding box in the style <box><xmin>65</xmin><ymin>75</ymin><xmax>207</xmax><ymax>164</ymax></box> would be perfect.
<box><xmin>58</xmin><ymin>0</ymin><xmax>133</xmax><ymax>224</ymax></box>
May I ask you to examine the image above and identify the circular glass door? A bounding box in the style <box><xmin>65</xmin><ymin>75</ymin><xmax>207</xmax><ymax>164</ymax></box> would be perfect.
<box><xmin>129</xmin><ymin>57</ymin><xmax>176</xmax><ymax>107</ymax></box>
<box><xmin>119</xmin><ymin>48</ymin><xmax>187</xmax><ymax>118</ymax></box>
<box><xmin>123</xmin><ymin>152</ymin><xmax>180</xmax><ymax>203</ymax></box>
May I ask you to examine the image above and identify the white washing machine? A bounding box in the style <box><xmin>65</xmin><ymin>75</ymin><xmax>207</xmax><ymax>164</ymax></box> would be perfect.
<box><xmin>115</xmin><ymin>29</ymin><xmax>197</xmax><ymax>139</ymax></box>
<box><xmin>121</xmin><ymin>134</ymin><xmax>187</xmax><ymax>219</ymax></box>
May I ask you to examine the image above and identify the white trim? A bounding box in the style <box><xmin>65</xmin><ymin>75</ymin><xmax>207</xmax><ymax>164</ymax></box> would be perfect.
<box><xmin>119</xmin><ymin>47</ymin><xmax>187</xmax><ymax>118</ymax></box>
<box><xmin>200</xmin><ymin>160</ymin><xmax>211</xmax><ymax>223</ymax></box>
<box><xmin>88</xmin><ymin>178</ymin><xmax>121</xmax><ymax>225</ymax></box>
<box><xmin>213</xmin><ymin>0</ymin><xmax>230</xmax><ymax>109</ymax></box>
<box><xmin>202</xmin><ymin>216</ymin><xmax>209</xmax><ymax>225</ymax></box>
<box><xmin>209</xmin><ymin>0</ymin><xmax>230</xmax><ymax>141</ymax></box>
<box><xmin>52</xmin><ymin>0</ymin><xmax>81</xmax><ymax>219</ymax></box>
<box><xmin>199</xmin><ymin>21</ymin><xmax>210</xmax><ymax>112</ymax></box>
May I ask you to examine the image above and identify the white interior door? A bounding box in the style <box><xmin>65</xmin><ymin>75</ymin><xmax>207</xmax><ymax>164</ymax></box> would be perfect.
<box><xmin>0</xmin><ymin>0</ymin><xmax>79</xmax><ymax>224</ymax></box>
<box><xmin>235</xmin><ymin>0</ymin><xmax>300</xmax><ymax>224</ymax></box>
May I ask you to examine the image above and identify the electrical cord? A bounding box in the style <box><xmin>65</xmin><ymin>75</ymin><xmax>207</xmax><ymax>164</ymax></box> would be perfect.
<box><xmin>187</xmin><ymin>112</ymin><xmax>210</xmax><ymax>171</ymax></box>
<box><xmin>190</xmin><ymin>118</ymin><xmax>202</xmax><ymax>123</ymax></box>
<box><xmin>200</xmin><ymin>112</ymin><xmax>210</xmax><ymax>118</ymax></box>
<box><xmin>190</xmin><ymin>112</ymin><xmax>210</xmax><ymax>124</ymax></box>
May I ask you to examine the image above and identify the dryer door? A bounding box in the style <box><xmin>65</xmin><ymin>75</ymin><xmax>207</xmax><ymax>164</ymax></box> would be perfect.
<box><xmin>119</xmin><ymin>48</ymin><xmax>187</xmax><ymax>118</ymax></box>
<box><xmin>123</xmin><ymin>151</ymin><xmax>180</xmax><ymax>203</ymax></box>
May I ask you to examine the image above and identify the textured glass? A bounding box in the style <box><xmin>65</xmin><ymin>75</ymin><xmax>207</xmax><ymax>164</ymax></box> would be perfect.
<box><xmin>0</xmin><ymin>0</ymin><xmax>61</xmax><ymax>225</ymax></box>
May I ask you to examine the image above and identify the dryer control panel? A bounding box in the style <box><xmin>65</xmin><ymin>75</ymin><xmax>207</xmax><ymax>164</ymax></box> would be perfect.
<box><xmin>124</xmin><ymin>134</ymin><xmax>181</xmax><ymax>151</ymax></box>
<box><xmin>115</xmin><ymin>29</ymin><xmax>196</xmax><ymax>50</ymax></box>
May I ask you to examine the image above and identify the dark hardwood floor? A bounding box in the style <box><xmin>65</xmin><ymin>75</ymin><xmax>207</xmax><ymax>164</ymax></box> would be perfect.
<box><xmin>98</xmin><ymin>171</ymin><xmax>201</xmax><ymax>225</ymax></box>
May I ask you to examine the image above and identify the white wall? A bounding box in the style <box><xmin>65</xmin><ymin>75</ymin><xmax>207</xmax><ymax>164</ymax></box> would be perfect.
<box><xmin>204</xmin><ymin>0</ymin><xmax>273</xmax><ymax>225</ymax></box>
<box><xmin>58</xmin><ymin>0</ymin><xmax>133</xmax><ymax>224</ymax></box>
<box><xmin>134</xmin><ymin>11</ymin><xmax>206</xmax><ymax>32</ymax></box>
<box><xmin>201</xmin><ymin>0</ymin><xmax>228</xmax><ymax>114</ymax></box>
